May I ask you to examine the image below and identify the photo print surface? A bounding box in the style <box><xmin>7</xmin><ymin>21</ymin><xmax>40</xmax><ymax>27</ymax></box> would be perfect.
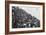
<box><xmin>12</xmin><ymin>6</ymin><xmax>40</xmax><ymax>28</ymax></box>
<box><xmin>9</xmin><ymin>4</ymin><xmax>43</xmax><ymax>32</ymax></box>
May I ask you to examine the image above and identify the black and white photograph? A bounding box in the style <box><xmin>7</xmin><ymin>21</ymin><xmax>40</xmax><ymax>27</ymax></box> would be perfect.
<box><xmin>12</xmin><ymin>6</ymin><xmax>40</xmax><ymax>28</ymax></box>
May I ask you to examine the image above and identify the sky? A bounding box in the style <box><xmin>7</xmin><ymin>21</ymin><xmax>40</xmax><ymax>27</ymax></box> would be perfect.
<box><xmin>18</xmin><ymin>6</ymin><xmax>40</xmax><ymax>20</ymax></box>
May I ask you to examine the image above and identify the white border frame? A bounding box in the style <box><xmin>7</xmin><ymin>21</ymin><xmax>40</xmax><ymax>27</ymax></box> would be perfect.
<box><xmin>9</xmin><ymin>4</ymin><xmax>43</xmax><ymax>32</ymax></box>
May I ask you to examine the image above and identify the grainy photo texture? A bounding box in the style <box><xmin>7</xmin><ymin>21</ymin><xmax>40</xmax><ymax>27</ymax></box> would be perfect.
<box><xmin>12</xmin><ymin>6</ymin><xmax>40</xmax><ymax>28</ymax></box>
